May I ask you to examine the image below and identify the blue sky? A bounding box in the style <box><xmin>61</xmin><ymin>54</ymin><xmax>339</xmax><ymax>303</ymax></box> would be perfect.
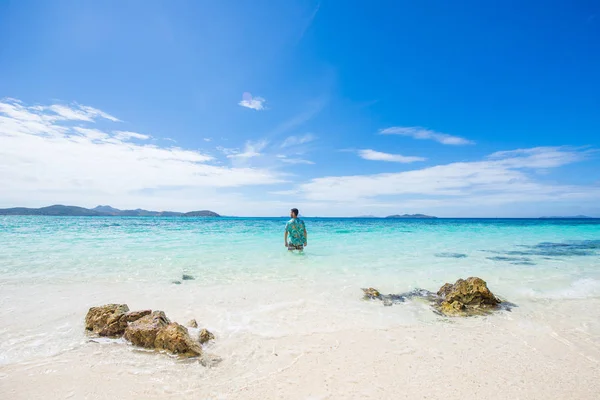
<box><xmin>1</xmin><ymin>0</ymin><xmax>599</xmax><ymax>216</ymax></box>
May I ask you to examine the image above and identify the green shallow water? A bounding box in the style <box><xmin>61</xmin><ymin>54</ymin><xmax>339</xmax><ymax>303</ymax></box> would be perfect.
<box><xmin>1</xmin><ymin>217</ymin><xmax>600</xmax><ymax>292</ymax></box>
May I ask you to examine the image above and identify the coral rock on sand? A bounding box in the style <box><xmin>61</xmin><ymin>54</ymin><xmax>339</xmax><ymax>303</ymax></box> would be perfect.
<box><xmin>87</xmin><ymin>305</ymin><xmax>213</xmax><ymax>358</ymax></box>
<box><xmin>123</xmin><ymin>311</ymin><xmax>170</xmax><ymax>348</ymax></box>
<box><xmin>187</xmin><ymin>319</ymin><xmax>198</xmax><ymax>328</ymax></box>
<box><xmin>155</xmin><ymin>323</ymin><xmax>203</xmax><ymax>357</ymax></box>
<box><xmin>361</xmin><ymin>277</ymin><xmax>503</xmax><ymax>316</ymax></box>
<box><xmin>198</xmin><ymin>328</ymin><xmax>215</xmax><ymax>344</ymax></box>
<box><xmin>435</xmin><ymin>277</ymin><xmax>501</xmax><ymax>316</ymax></box>
<box><xmin>85</xmin><ymin>305</ymin><xmax>151</xmax><ymax>337</ymax></box>
<box><xmin>123</xmin><ymin>310</ymin><xmax>152</xmax><ymax>322</ymax></box>
<box><xmin>361</xmin><ymin>288</ymin><xmax>381</xmax><ymax>299</ymax></box>
<box><xmin>85</xmin><ymin>304</ymin><xmax>130</xmax><ymax>337</ymax></box>
<box><xmin>123</xmin><ymin>311</ymin><xmax>203</xmax><ymax>356</ymax></box>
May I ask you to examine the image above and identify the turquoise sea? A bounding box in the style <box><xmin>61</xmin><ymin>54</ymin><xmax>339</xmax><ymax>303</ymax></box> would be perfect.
<box><xmin>1</xmin><ymin>216</ymin><xmax>600</xmax><ymax>367</ymax></box>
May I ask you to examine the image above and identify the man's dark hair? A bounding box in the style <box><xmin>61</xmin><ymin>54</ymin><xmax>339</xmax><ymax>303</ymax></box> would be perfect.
<box><xmin>291</xmin><ymin>208</ymin><xmax>299</xmax><ymax>217</ymax></box>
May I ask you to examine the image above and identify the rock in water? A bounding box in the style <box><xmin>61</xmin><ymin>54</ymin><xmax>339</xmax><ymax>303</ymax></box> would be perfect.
<box><xmin>86</xmin><ymin>305</ymin><xmax>214</xmax><ymax>359</ymax></box>
<box><xmin>85</xmin><ymin>304</ymin><xmax>130</xmax><ymax>337</ymax></box>
<box><xmin>361</xmin><ymin>288</ymin><xmax>381</xmax><ymax>300</ymax></box>
<box><xmin>123</xmin><ymin>311</ymin><xmax>170</xmax><ymax>348</ymax></box>
<box><xmin>198</xmin><ymin>328</ymin><xmax>215</xmax><ymax>344</ymax></box>
<box><xmin>187</xmin><ymin>319</ymin><xmax>198</xmax><ymax>328</ymax></box>
<box><xmin>182</xmin><ymin>274</ymin><xmax>194</xmax><ymax>280</ymax></box>
<box><xmin>435</xmin><ymin>277</ymin><xmax>501</xmax><ymax>316</ymax></box>
<box><xmin>155</xmin><ymin>323</ymin><xmax>202</xmax><ymax>357</ymax></box>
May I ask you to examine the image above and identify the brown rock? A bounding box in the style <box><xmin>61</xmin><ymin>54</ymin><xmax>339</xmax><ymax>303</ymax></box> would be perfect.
<box><xmin>187</xmin><ymin>319</ymin><xmax>198</xmax><ymax>328</ymax></box>
<box><xmin>198</xmin><ymin>328</ymin><xmax>215</xmax><ymax>344</ymax></box>
<box><xmin>124</xmin><ymin>310</ymin><xmax>152</xmax><ymax>323</ymax></box>
<box><xmin>435</xmin><ymin>277</ymin><xmax>501</xmax><ymax>316</ymax></box>
<box><xmin>361</xmin><ymin>288</ymin><xmax>381</xmax><ymax>300</ymax></box>
<box><xmin>85</xmin><ymin>304</ymin><xmax>130</xmax><ymax>337</ymax></box>
<box><xmin>123</xmin><ymin>311</ymin><xmax>170</xmax><ymax>348</ymax></box>
<box><xmin>437</xmin><ymin>283</ymin><xmax>454</xmax><ymax>299</ymax></box>
<box><xmin>155</xmin><ymin>323</ymin><xmax>202</xmax><ymax>357</ymax></box>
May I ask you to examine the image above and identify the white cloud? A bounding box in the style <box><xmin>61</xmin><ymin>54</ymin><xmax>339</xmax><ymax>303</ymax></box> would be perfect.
<box><xmin>73</xmin><ymin>127</ymin><xmax>110</xmax><ymax>141</ymax></box>
<box><xmin>281</xmin><ymin>133</ymin><xmax>316</xmax><ymax>148</ymax></box>
<box><xmin>358</xmin><ymin>149</ymin><xmax>426</xmax><ymax>163</ymax></box>
<box><xmin>487</xmin><ymin>146</ymin><xmax>592</xmax><ymax>168</ymax></box>
<box><xmin>38</xmin><ymin>103</ymin><xmax>120</xmax><ymax>122</ymax></box>
<box><xmin>226</xmin><ymin>140</ymin><xmax>268</xmax><ymax>159</ymax></box>
<box><xmin>291</xmin><ymin>147</ymin><xmax>598</xmax><ymax>205</ymax></box>
<box><xmin>239</xmin><ymin>92</ymin><xmax>266</xmax><ymax>111</ymax></box>
<box><xmin>0</xmin><ymin>99</ymin><xmax>284</xmax><ymax>210</ymax></box>
<box><xmin>276</xmin><ymin>154</ymin><xmax>315</xmax><ymax>165</ymax></box>
<box><xmin>114</xmin><ymin>130</ymin><xmax>151</xmax><ymax>140</ymax></box>
<box><xmin>380</xmin><ymin>126</ymin><xmax>474</xmax><ymax>145</ymax></box>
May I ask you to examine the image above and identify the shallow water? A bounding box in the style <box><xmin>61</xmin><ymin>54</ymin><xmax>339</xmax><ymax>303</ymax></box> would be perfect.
<box><xmin>1</xmin><ymin>216</ymin><xmax>599</xmax><ymax>366</ymax></box>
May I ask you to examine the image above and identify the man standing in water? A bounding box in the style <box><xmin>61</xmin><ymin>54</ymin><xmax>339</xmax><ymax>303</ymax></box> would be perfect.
<box><xmin>285</xmin><ymin>208</ymin><xmax>307</xmax><ymax>251</ymax></box>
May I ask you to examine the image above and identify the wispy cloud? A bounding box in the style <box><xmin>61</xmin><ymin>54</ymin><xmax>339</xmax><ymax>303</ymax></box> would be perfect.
<box><xmin>380</xmin><ymin>126</ymin><xmax>474</xmax><ymax>145</ymax></box>
<box><xmin>226</xmin><ymin>140</ymin><xmax>269</xmax><ymax>159</ymax></box>
<box><xmin>276</xmin><ymin>154</ymin><xmax>315</xmax><ymax>165</ymax></box>
<box><xmin>0</xmin><ymin>99</ymin><xmax>283</xmax><ymax>209</ymax></box>
<box><xmin>114</xmin><ymin>130</ymin><xmax>151</xmax><ymax>140</ymax></box>
<box><xmin>269</xmin><ymin>96</ymin><xmax>328</xmax><ymax>137</ymax></box>
<box><xmin>298</xmin><ymin>2</ymin><xmax>321</xmax><ymax>41</ymax></box>
<box><xmin>35</xmin><ymin>103</ymin><xmax>120</xmax><ymax>122</ymax></box>
<box><xmin>290</xmin><ymin>147</ymin><xmax>597</xmax><ymax>205</ymax></box>
<box><xmin>239</xmin><ymin>92</ymin><xmax>266</xmax><ymax>111</ymax></box>
<box><xmin>358</xmin><ymin>149</ymin><xmax>426</xmax><ymax>163</ymax></box>
<box><xmin>281</xmin><ymin>133</ymin><xmax>316</xmax><ymax>148</ymax></box>
<box><xmin>487</xmin><ymin>146</ymin><xmax>593</xmax><ymax>168</ymax></box>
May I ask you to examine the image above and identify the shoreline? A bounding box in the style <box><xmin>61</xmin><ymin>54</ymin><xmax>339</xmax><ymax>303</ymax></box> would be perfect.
<box><xmin>1</xmin><ymin>300</ymin><xmax>599</xmax><ymax>399</ymax></box>
<box><xmin>1</xmin><ymin>279</ymin><xmax>599</xmax><ymax>399</ymax></box>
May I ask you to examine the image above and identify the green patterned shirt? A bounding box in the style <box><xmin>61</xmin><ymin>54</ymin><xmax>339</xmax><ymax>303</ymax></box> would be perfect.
<box><xmin>285</xmin><ymin>218</ymin><xmax>306</xmax><ymax>246</ymax></box>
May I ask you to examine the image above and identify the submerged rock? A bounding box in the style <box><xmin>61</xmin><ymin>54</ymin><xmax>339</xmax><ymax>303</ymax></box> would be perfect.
<box><xmin>85</xmin><ymin>304</ymin><xmax>130</xmax><ymax>337</ymax></box>
<box><xmin>434</xmin><ymin>252</ymin><xmax>468</xmax><ymax>258</ymax></box>
<box><xmin>198</xmin><ymin>328</ymin><xmax>215</xmax><ymax>344</ymax></box>
<box><xmin>155</xmin><ymin>323</ymin><xmax>202</xmax><ymax>357</ymax></box>
<box><xmin>361</xmin><ymin>277</ymin><xmax>505</xmax><ymax>317</ymax></box>
<box><xmin>123</xmin><ymin>311</ymin><xmax>170</xmax><ymax>348</ymax></box>
<box><xmin>182</xmin><ymin>274</ymin><xmax>195</xmax><ymax>280</ymax></box>
<box><xmin>435</xmin><ymin>277</ymin><xmax>501</xmax><ymax>316</ymax></box>
<box><xmin>187</xmin><ymin>319</ymin><xmax>198</xmax><ymax>328</ymax></box>
<box><xmin>361</xmin><ymin>288</ymin><xmax>434</xmax><ymax>306</ymax></box>
<box><xmin>200</xmin><ymin>353</ymin><xmax>223</xmax><ymax>368</ymax></box>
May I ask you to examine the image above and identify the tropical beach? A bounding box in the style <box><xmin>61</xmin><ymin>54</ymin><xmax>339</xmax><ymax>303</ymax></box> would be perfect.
<box><xmin>2</xmin><ymin>0</ymin><xmax>600</xmax><ymax>399</ymax></box>
<box><xmin>1</xmin><ymin>216</ymin><xmax>599</xmax><ymax>399</ymax></box>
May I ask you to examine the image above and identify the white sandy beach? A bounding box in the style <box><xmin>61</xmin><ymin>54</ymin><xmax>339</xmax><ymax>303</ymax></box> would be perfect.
<box><xmin>1</xmin><ymin>280</ymin><xmax>599</xmax><ymax>399</ymax></box>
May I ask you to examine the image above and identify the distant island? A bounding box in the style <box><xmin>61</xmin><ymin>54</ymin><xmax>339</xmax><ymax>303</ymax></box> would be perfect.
<box><xmin>385</xmin><ymin>214</ymin><xmax>437</xmax><ymax>219</ymax></box>
<box><xmin>0</xmin><ymin>205</ymin><xmax>220</xmax><ymax>217</ymax></box>
<box><xmin>539</xmin><ymin>215</ymin><xmax>594</xmax><ymax>219</ymax></box>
